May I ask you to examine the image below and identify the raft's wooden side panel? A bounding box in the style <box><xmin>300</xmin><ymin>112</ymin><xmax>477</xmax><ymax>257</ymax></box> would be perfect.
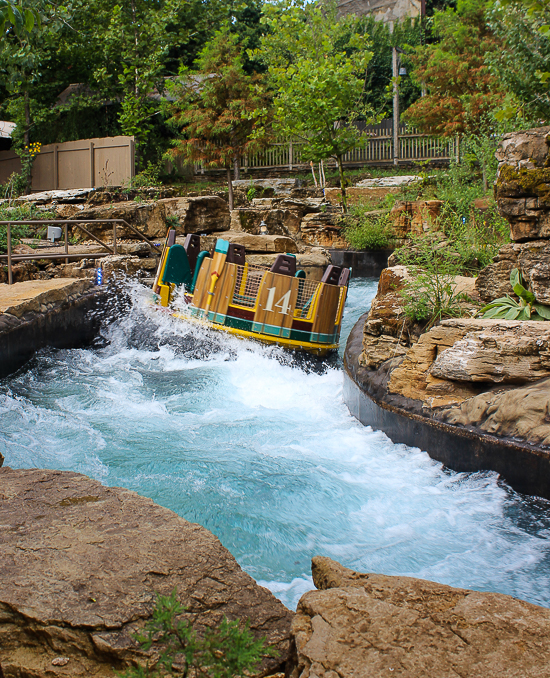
<box><xmin>253</xmin><ymin>273</ymin><xmax>299</xmax><ymax>338</ymax></box>
<box><xmin>311</xmin><ymin>283</ymin><xmax>341</xmax><ymax>338</ymax></box>
<box><xmin>192</xmin><ymin>257</ymin><xmax>212</xmax><ymax>310</ymax></box>
<box><xmin>210</xmin><ymin>263</ymin><xmax>237</xmax><ymax>322</ymax></box>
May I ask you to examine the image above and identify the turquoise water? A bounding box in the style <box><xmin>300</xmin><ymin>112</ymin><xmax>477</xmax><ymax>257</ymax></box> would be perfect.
<box><xmin>1</xmin><ymin>278</ymin><xmax>550</xmax><ymax>610</ymax></box>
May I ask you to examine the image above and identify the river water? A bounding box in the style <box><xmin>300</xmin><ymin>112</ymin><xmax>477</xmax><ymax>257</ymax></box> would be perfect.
<box><xmin>1</xmin><ymin>278</ymin><xmax>550</xmax><ymax>610</ymax></box>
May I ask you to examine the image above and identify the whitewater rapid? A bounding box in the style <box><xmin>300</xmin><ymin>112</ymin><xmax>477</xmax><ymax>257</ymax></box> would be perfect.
<box><xmin>1</xmin><ymin>278</ymin><xmax>549</xmax><ymax>610</ymax></box>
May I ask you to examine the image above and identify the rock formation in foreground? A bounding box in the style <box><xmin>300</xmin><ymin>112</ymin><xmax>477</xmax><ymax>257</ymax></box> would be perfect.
<box><xmin>0</xmin><ymin>467</ymin><xmax>292</xmax><ymax>677</ymax></box>
<box><xmin>291</xmin><ymin>557</ymin><xmax>550</xmax><ymax>678</ymax></box>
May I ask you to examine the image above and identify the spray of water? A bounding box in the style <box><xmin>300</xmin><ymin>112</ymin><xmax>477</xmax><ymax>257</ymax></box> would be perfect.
<box><xmin>1</xmin><ymin>278</ymin><xmax>550</xmax><ymax>610</ymax></box>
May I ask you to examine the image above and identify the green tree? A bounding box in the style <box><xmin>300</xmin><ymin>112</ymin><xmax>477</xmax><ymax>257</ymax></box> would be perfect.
<box><xmin>0</xmin><ymin>0</ymin><xmax>39</xmax><ymax>37</ymax></box>
<box><xmin>487</xmin><ymin>1</ymin><xmax>550</xmax><ymax>121</ymax></box>
<box><xmin>166</xmin><ymin>25</ymin><xmax>270</xmax><ymax>209</ymax></box>
<box><xmin>403</xmin><ymin>0</ymin><xmax>506</xmax><ymax>136</ymax></box>
<box><xmin>255</xmin><ymin>0</ymin><xmax>375</xmax><ymax>212</ymax></box>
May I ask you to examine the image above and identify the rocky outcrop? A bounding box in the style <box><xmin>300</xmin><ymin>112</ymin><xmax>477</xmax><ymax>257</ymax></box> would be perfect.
<box><xmin>495</xmin><ymin>126</ymin><xmax>550</xmax><ymax>242</ymax></box>
<box><xmin>0</xmin><ymin>467</ymin><xmax>292</xmax><ymax>678</ymax></box>
<box><xmin>359</xmin><ymin>267</ymin><xmax>477</xmax><ymax>374</ymax></box>
<box><xmin>291</xmin><ymin>557</ymin><xmax>550</xmax><ymax>678</ymax></box>
<box><xmin>299</xmin><ymin>212</ymin><xmax>347</xmax><ymax>248</ymax></box>
<box><xmin>389</xmin><ymin>199</ymin><xmax>443</xmax><ymax>238</ymax></box>
<box><xmin>386</xmin><ymin>318</ymin><xmax>550</xmax><ymax>409</ymax></box>
<box><xmin>430</xmin><ymin>322</ymin><xmax>550</xmax><ymax>384</ymax></box>
<box><xmin>74</xmin><ymin>196</ymin><xmax>231</xmax><ymax>241</ymax></box>
<box><xmin>441</xmin><ymin>377</ymin><xmax>550</xmax><ymax>447</ymax></box>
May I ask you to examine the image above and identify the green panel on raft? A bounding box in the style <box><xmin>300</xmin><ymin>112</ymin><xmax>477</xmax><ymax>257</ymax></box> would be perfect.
<box><xmin>162</xmin><ymin>245</ymin><xmax>192</xmax><ymax>287</ymax></box>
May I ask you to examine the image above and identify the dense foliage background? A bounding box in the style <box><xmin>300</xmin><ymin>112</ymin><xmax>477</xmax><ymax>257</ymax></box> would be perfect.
<box><xmin>0</xmin><ymin>0</ymin><xmax>548</xmax><ymax>175</ymax></box>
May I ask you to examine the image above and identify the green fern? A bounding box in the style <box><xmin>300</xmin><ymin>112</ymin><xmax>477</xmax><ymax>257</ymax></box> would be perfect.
<box><xmin>479</xmin><ymin>268</ymin><xmax>550</xmax><ymax>321</ymax></box>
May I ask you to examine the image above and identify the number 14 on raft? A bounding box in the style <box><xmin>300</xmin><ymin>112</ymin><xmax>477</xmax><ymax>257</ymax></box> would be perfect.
<box><xmin>264</xmin><ymin>287</ymin><xmax>292</xmax><ymax>315</ymax></box>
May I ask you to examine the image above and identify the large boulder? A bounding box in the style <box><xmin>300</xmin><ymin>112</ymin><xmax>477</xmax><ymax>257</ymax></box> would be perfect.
<box><xmin>230</xmin><ymin>207</ymin><xmax>304</xmax><ymax>237</ymax></box>
<box><xmin>299</xmin><ymin>212</ymin><xmax>347</xmax><ymax>249</ymax></box>
<box><xmin>291</xmin><ymin>556</ymin><xmax>550</xmax><ymax>678</ymax></box>
<box><xmin>73</xmin><ymin>196</ymin><xmax>230</xmax><ymax>241</ymax></box>
<box><xmin>441</xmin><ymin>377</ymin><xmax>550</xmax><ymax>447</ymax></box>
<box><xmin>0</xmin><ymin>468</ymin><xmax>292</xmax><ymax>678</ymax></box>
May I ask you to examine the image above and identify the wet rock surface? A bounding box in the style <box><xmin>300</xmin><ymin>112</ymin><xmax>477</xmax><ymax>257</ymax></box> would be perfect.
<box><xmin>0</xmin><ymin>467</ymin><xmax>293</xmax><ymax>678</ymax></box>
<box><xmin>291</xmin><ymin>557</ymin><xmax>550</xmax><ymax>678</ymax></box>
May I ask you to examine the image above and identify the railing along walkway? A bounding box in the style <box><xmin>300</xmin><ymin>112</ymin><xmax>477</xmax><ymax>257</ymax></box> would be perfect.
<box><xmin>1</xmin><ymin>219</ymin><xmax>162</xmax><ymax>285</ymax></box>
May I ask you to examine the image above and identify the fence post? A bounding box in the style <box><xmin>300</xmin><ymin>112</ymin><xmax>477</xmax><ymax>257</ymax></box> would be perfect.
<box><xmin>289</xmin><ymin>140</ymin><xmax>293</xmax><ymax>171</ymax></box>
<box><xmin>53</xmin><ymin>145</ymin><xmax>59</xmax><ymax>190</ymax></box>
<box><xmin>64</xmin><ymin>223</ymin><xmax>69</xmax><ymax>264</ymax></box>
<box><xmin>7</xmin><ymin>222</ymin><xmax>12</xmax><ymax>285</ymax></box>
<box><xmin>90</xmin><ymin>141</ymin><xmax>95</xmax><ymax>188</ymax></box>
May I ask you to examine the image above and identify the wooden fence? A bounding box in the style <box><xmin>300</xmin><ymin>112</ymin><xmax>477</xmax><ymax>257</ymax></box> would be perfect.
<box><xmin>195</xmin><ymin>123</ymin><xmax>458</xmax><ymax>174</ymax></box>
<box><xmin>0</xmin><ymin>136</ymin><xmax>135</xmax><ymax>192</ymax></box>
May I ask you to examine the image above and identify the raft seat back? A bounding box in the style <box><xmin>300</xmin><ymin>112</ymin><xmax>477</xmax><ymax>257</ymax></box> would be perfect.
<box><xmin>295</xmin><ymin>270</ymin><xmax>306</xmax><ymax>279</ymax></box>
<box><xmin>167</xmin><ymin>229</ymin><xmax>177</xmax><ymax>247</ymax></box>
<box><xmin>338</xmin><ymin>268</ymin><xmax>350</xmax><ymax>287</ymax></box>
<box><xmin>227</xmin><ymin>243</ymin><xmax>246</xmax><ymax>265</ymax></box>
<box><xmin>215</xmin><ymin>239</ymin><xmax>230</xmax><ymax>254</ymax></box>
<box><xmin>189</xmin><ymin>250</ymin><xmax>210</xmax><ymax>293</ymax></box>
<box><xmin>270</xmin><ymin>254</ymin><xmax>296</xmax><ymax>277</ymax></box>
<box><xmin>183</xmin><ymin>234</ymin><xmax>201</xmax><ymax>273</ymax></box>
<box><xmin>162</xmin><ymin>244</ymin><xmax>192</xmax><ymax>287</ymax></box>
<box><xmin>321</xmin><ymin>265</ymin><xmax>342</xmax><ymax>286</ymax></box>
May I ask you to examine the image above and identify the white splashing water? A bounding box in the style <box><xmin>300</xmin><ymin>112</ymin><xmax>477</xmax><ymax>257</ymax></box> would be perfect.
<box><xmin>1</xmin><ymin>278</ymin><xmax>550</xmax><ymax>610</ymax></box>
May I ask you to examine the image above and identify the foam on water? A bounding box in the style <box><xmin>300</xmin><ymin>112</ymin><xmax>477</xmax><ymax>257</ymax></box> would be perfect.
<box><xmin>1</xmin><ymin>278</ymin><xmax>550</xmax><ymax>610</ymax></box>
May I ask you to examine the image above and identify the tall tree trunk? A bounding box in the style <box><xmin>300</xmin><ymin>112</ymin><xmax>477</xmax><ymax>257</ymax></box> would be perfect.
<box><xmin>233</xmin><ymin>157</ymin><xmax>240</xmax><ymax>181</ymax></box>
<box><xmin>227</xmin><ymin>167</ymin><xmax>234</xmax><ymax>211</ymax></box>
<box><xmin>336</xmin><ymin>154</ymin><xmax>347</xmax><ymax>214</ymax></box>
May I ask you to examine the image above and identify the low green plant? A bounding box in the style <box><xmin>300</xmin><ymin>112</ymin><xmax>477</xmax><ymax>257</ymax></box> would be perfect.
<box><xmin>118</xmin><ymin>589</ymin><xmax>276</xmax><ymax>678</ymax></box>
<box><xmin>130</xmin><ymin>161</ymin><xmax>163</xmax><ymax>189</ymax></box>
<box><xmin>479</xmin><ymin>268</ymin><xmax>550</xmax><ymax>321</ymax></box>
<box><xmin>246</xmin><ymin>181</ymin><xmax>256</xmax><ymax>202</ymax></box>
<box><xmin>0</xmin><ymin>203</ymin><xmax>56</xmax><ymax>253</ymax></box>
<box><xmin>165</xmin><ymin>214</ymin><xmax>180</xmax><ymax>230</ymax></box>
<box><xmin>396</xmin><ymin>233</ymin><xmax>474</xmax><ymax>328</ymax></box>
<box><xmin>343</xmin><ymin>207</ymin><xmax>395</xmax><ymax>250</ymax></box>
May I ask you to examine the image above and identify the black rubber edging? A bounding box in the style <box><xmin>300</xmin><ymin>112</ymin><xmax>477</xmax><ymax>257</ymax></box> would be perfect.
<box><xmin>343</xmin><ymin>313</ymin><xmax>550</xmax><ymax>501</ymax></box>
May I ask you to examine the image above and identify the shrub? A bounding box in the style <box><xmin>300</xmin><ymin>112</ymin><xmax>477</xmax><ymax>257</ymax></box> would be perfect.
<box><xmin>395</xmin><ymin>233</ymin><xmax>475</xmax><ymax>328</ymax></box>
<box><xmin>343</xmin><ymin>207</ymin><xmax>395</xmax><ymax>250</ymax></box>
<box><xmin>118</xmin><ymin>589</ymin><xmax>276</xmax><ymax>678</ymax></box>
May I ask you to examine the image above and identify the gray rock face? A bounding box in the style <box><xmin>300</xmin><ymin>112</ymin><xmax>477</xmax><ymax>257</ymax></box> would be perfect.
<box><xmin>430</xmin><ymin>322</ymin><xmax>550</xmax><ymax>384</ymax></box>
<box><xmin>495</xmin><ymin>126</ymin><xmax>550</xmax><ymax>171</ymax></box>
<box><xmin>0</xmin><ymin>468</ymin><xmax>292</xmax><ymax>678</ymax></box>
<box><xmin>291</xmin><ymin>556</ymin><xmax>550</xmax><ymax>678</ymax></box>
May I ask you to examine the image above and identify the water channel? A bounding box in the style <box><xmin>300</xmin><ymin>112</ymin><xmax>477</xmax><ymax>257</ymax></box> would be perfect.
<box><xmin>1</xmin><ymin>278</ymin><xmax>550</xmax><ymax>610</ymax></box>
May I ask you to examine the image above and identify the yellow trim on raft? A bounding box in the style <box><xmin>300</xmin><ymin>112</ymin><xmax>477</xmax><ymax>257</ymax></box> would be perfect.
<box><xmin>171</xmin><ymin>310</ymin><xmax>338</xmax><ymax>356</ymax></box>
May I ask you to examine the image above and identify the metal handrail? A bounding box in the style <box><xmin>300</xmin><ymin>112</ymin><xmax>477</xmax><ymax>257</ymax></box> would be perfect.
<box><xmin>1</xmin><ymin>218</ymin><xmax>163</xmax><ymax>285</ymax></box>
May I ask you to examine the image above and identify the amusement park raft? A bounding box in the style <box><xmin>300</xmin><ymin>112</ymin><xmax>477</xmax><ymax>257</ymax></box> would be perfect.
<box><xmin>151</xmin><ymin>230</ymin><xmax>350</xmax><ymax>355</ymax></box>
